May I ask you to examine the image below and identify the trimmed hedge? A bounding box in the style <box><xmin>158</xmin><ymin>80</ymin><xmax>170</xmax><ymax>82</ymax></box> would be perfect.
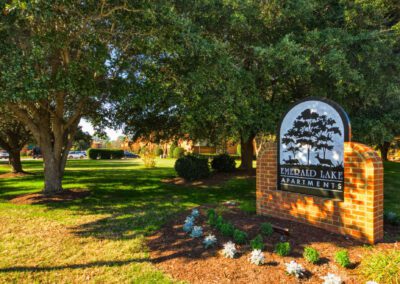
<box><xmin>87</xmin><ymin>148</ymin><xmax>124</xmax><ymax>160</ymax></box>
<box><xmin>211</xmin><ymin>153</ymin><xmax>236</xmax><ymax>172</ymax></box>
<box><xmin>174</xmin><ymin>155</ymin><xmax>210</xmax><ymax>181</ymax></box>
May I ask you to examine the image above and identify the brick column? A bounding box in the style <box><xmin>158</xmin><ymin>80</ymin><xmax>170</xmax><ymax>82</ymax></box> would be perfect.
<box><xmin>256</xmin><ymin>142</ymin><xmax>384</xmax><ymax>244</ymax></box>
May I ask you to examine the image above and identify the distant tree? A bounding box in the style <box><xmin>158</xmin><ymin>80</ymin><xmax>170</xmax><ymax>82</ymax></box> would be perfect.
<box><xmin>72</xmin><ymin>127</ymin><xmax>93</xmax><ymax>151</ymax></box>
<box><xmin>0</xmin><ymin>107</ymin><xmax>31</xmax><ymax>173</ymax></box>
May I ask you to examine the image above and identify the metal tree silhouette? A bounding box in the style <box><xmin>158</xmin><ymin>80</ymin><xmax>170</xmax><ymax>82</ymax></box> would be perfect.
<box><xmin>282</xmin><ymin>128</ymin><xmax>300</xmax><ymax>158</ymax></box>
<box><xmin>314</xmin><ymin>115</ymin><xmax>341</xmax><ymax>159</ymax></box>
<box><xmin>282</xmin><ymin>109</ymin><xmax>320</xmax><ymax>165</ymax></box>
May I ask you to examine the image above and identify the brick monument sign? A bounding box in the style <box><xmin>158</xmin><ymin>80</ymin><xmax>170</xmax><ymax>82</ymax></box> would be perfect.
<box><xmin>257</xmin><ymin>98</ymin><xmax>384</xmax><ymax>244</ymax></box>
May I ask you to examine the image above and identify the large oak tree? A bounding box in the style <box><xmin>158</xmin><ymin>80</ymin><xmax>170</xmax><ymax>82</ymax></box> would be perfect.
<box><xmin>0</xmin><ymin>1</ymin><xmax>156</xmax><ymax>193</ymax></box>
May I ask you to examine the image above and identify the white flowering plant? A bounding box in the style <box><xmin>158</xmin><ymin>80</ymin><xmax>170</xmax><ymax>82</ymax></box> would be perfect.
<box><xmin>183</xmin><ymin>221</ymin><xmax>193</xmax><ymax>233</ymax></box>
<box><xmin>365</xmin><ymin>282</ymin><xmax>378</xmax><ymax>284</ymax></box>
<box><xmin>248</xmin><ymin>249</ymin><xmax>265</xmax><ymax>265</ymax></box>
<box><xmin>191</xmin><ymin>208</ymin><xmax>200</xmax><ymax>218</ymax></box>
<box><xmin>190</xmin><ymin>226</ymin><xmax>203</xmax><ymax>238</ymax></box>
<box><xmin>185</xmin><ymin>216</ymin><xmax>195</xmax><ymax>224</ymax></box>
<box><xmin>320</xmin><ymin>273</ymin><xmax>343</xmax><ymax>284</ymax></box>
<box><xmin>203</xmin><ymin>234</ymin><xmax>217</xmax><ymax>248</ymax></box>
<box><xmin>285</xmin><ymin>261</ymin><xmax>305</xmax><ymax>278</ymax></box>
<box><xmin>222</xmin><ymin>241</ymin><xmax>237</xmax><ymax>258</ymax></box>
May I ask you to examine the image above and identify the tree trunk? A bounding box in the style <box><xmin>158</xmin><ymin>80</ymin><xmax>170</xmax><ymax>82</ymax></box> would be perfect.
<box><xmin>8</xmin><ymin>149</ymin><xmax>23</xmax><ymax>173</ymax></box>
<box><xmin>239</xmin><ymin>134</ymin><xmax>255</xmax><ymax>171</ymax></box>
<box><xmin>42</xmin><ymin>151</ymin><xmax>64</xmax><ymax>194</ymax></box>
<box><xmin>379</xmin><ymin>141</ymin><xmax>391</xmax><ymax>161</ymax></box>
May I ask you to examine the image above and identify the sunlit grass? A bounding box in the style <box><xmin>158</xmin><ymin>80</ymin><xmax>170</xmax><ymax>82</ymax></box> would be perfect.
<box><xmin>0</xmin><ymin>158</ymin><xmax>254</xmax><ymax>283</ymax></box>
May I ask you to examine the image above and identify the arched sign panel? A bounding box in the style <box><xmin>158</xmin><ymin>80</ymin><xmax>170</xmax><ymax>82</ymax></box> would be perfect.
<box><xmin>278</xmin><ymin>98</ymin><xmax>351</xmax><ymax>200</ymax></box>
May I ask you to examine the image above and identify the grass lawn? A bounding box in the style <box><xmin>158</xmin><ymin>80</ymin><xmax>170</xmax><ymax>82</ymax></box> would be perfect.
<box><xmin>0</xmin><ymin>159</ymin><xmax>398</xmax><ymax>283</ymax></box>
<box><xmin>0</xmin><ymin>159</ymin><xmax>255</xmax><ymax>283</ymax></box>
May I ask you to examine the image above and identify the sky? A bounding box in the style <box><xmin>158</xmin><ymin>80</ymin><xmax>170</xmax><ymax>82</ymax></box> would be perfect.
<box><xmin>80</xmin><ymin>119</ymin><xmax>123</xmax><ymax>141</ymax></box>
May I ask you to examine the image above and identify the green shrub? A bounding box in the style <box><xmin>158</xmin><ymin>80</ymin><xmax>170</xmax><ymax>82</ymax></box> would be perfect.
<box><xmin>303</xmin><ymin>247</ymin><xmax>320</xmax><ymax>264</ymax></box>
<box><xmin>207</xmin><ymin>209</ymin><xmax>216</xmax><ymax>219</ymax></box>
<box><xmin>260</xmin><ymin>222</ymin><xmax>273</xmax><ymax>237</ymax></box>
<box><xmin>275</xmin><ymin>242</ymin><xmax>291</xmax><ymax>256</ymax></box>
<box><xmin>250</xmin><ymin>234</ymin><xmax>264</xmax><ymax>250</ymax></box>
<box><xmin>215</xmin><ymin>215</ymin><xmax>224</xmax><ymax>230</ymax></box>
<box><xmin>360</xmin><ymin>250</ymin><xmax>400</xmax><ymax>284</ymax></box>
<box><xmin>211</xmin><ymin>153</ymin><xmax>236</xmax><ymax>172</ymax></box>
<box><xmin>87</xmin><ymin>148</ymin><xmax>124</xmax><ymax>160</ymax></box>
<box><xmin>334</xmin><ymin>249</ymin><xmax>351</xmax><ymax>268</ymax></box>
<box><xmin>236</xmin><ymin>144</ymin><xmax>241</xmax><ymax>156</ymax></box>
<box><xmin>168</xmin><ymin>143</ymin><xmax>177</xmax><ymax>158</ymax></box>
<box><xmin>221</xmin><ymin>222</ymin><xmax>235</xmax><ymax>237</ymax></box>
<box><xmin>233</xmin><ymin>229</ymin><xmax>247</xmax><ymax>244</ymax></box>
<box><xmin>154</xmin><ymin>146</ymin><xmax>163</xmax><ymax>156</ymax></box>
<box><xmin>207</xmin><ymin>209</ymin><xmax>217</xmax><ymax>226</ymax></box>
<box><xmin>173</xmin><ymin>147</ymin><xmax>185</xmax><ymax>159</ymax></box>
<box><xmin>174</xmin><ymin>155</ymin><xmax>210</xmax><ymax>181</ymax></box>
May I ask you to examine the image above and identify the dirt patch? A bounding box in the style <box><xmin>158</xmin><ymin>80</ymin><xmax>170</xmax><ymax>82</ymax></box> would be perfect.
<box><xmin>147</xmin><ymin>205</ymin><xmax>400</xmax><ymax>284</ymax></box>
<box><xmin>161</xmin><ymin>170</ymin><xmax>255</xmax><ymax>187</ymax></box>
<box><xmin>0</xmin><ymin>172</ymin><xmax>33</xmax><ymax>179</ymax></box>
<box><xmin>10</xmin><ymin>189</ymin><xmax>90</xmax><ymax>205</ymax></box>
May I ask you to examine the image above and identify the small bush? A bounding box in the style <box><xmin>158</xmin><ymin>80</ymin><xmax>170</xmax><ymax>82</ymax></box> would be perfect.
<box><xmin>215</xmin><ymin>215</ymin><xmax>224</xmax><ymax>230</ymax></box>
<box><xmin>142</xmin><ymin>153</ymin><xmax>156</xmax><ymax>168</ymax></box>
<box><xmin>233</xmin><ymin>229</ymin><xmax>247</xmax><ymax>244</ymax></box>
<box><xmin>303</xmin><ymin>247</ymin><xmax>320</xmax><ymax>264</ymax></box>
<box><xmin>173</xmin><ymin>147</ymin><xmax>185</xmax><ymax>159</ymax></box>
<box><xmin>275</xmin><ymin>242</ymin><xmax>291</xmax><ymax>256</ymax></box>
<box><xmin>360</xmin><ymin>250</ymin><xmax>400</xmax><ymax>284</ymax></box>
<box><xmin>174</xmin><ymin>155</ymin><xmax>210</xmax><ymax>181</ymax></box>
<box><xmin>154</xmin><ymin>146</ymin><xmax>163</xmax><ymax>156</ymax></box>
<box><xmin>207</xmin><ymin>209</ymin><xmax>216</xmax><ymax>219</ymax></box>
<box><xmin>207</xmin><ymin>211</ymin><xmax>217</xmax><ymax>227</ymax></box>
<box><xmin>334</xmin><ymin>249</ymin><xmax>350</xmax><ymax>268</ymax></box>
<box><xmin>260</xmin><ymin>222</ymin><xmax>273</xmax><ymax>237</ymax></box>
<box><xmin>250</xmin><ymin>234</ymin><xmax>264</xmax><ymax>250</ymax></box>
<box><xmin>220</xmin><ymin>222</ymin><xmax>235</xmax><ymax>237</ymax></box>
<box><xmin>87</xmin><ymin>148</ymin><xmax>124</xmax><ymax>160</ymax></box>
<box><xmin>211</xmin><ymin>153</ymin><xmax>236</xmax><ymax>172</ymax></box>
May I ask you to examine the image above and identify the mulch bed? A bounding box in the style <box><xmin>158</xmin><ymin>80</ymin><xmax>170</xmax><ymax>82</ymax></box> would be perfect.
<box><xmin>147</xmin><ymin>205</ymin><xmax>400</xmax><ymax>284</ymax></box>
<box><xmin>161</xmin><ymin>170</ymin><xmax>256</xmax><ymax>188</ymax></box>
<box><xmin>10</xmin><ymin>189</ymin><xmax>90</xmax><ymax>205</ymax></box>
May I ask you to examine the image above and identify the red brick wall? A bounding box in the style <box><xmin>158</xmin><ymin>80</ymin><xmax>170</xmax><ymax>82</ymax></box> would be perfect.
<box><xmin>256</xmin><ymin>142</ymin><xmax>384</xmax><ymax>244</ymax></box>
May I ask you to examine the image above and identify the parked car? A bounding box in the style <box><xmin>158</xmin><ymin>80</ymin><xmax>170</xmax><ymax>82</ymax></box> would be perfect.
<box><xmin>0</xmin><ymin>150</ymin><xmax>9</xmax><ymax>159</ymax></box>
<box><xmin>68</xmin><ymin>151</ymin><xmax>87</xmax><ymax>159</ymax></box>
<box><xmin>124</xmin><ymin>151</ymin><xmax>140</xmax><ymax>159</ymax></box>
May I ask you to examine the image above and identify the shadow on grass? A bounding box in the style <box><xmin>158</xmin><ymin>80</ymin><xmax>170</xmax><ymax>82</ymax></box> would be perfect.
<box><xmin>0</xmin><ymin>258</ymin><xmax>148</xmax><ymax>273</ymax></box>
<box><xmin>0</xmin><ymin>160</ymin><xmax>256</xmax><ymax>241</ymax></box>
